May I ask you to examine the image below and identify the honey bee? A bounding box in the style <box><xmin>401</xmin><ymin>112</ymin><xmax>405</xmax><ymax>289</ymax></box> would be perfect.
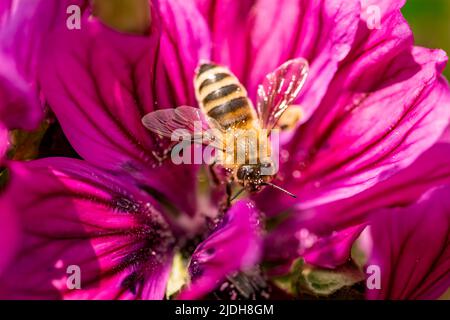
<box><xmin>142</xmin><ymin>58</ymin><xmax>309</xmax><ymax>200</ymax></box>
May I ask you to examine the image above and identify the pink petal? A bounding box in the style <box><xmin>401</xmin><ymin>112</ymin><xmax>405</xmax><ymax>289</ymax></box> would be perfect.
<box><xmin>38</xmin><ymin>5</ymin><xmax>206</xmax><ymax>216</ymax></box>
<box><xmin>194</xmin><ymin>0</ymin><xmax>254</xmax><ymax>76</ymax></box>
<box><xmin>178</xmin><ymin>200</ymin><xmax>263</xmax><ymax>300</ymax></box>
<box><xmin>365</xmin><ymin>187</ymin><xmax>450</xmax><ymax>300</ymax></box>
<box><xmin>265</xmin><ymin>216</ymin><xmax>365</xmax><ymax>270</ymax></box>
<box><xmin>38</xmin><ymin>14</ymin><xmax>159</xmax><ymax>168</ymax></box>
<box><xmin>360</xmin><ymin>0</ymin><xmax>406</xmax><ymax>17</ymax></box>
<box><xmin>0</xmin><ymin>53</ymin><xmax>42</xmax><ymax>130</ymax></box>
<box><xmin>0</xmin><ymin>0</ymin><xmax>87</xmax><ymax>79</ymax></box>
<box><xmin>0</xmin><ymin>158</ymin><xmax>174</xmax><ymax>299</ymax></box>
<box><xmin>300</xmin><ymin>138</ymin><xmax>450</xmax><ymax>234</ymax></box>
<box><xmin>264</xmin><ymin>132</ymin><xmax>450</xmax><ymax>269</ymax></box>
<box><xmin>0</xmin><ymin>1</ymin><xmax>87</xmax><ymax>130</ymax></box>
<box><xmin>0</xmin><ymin>125</ymin><xmax>8</xmax><ymax>162</ymax></box>
<box><xmin>257</xmin><ymin>47</ymin><xmax>450</xmax><ymax>215</ymax></box>
<box><xmin>357</xmin><ymin>0</ymin><xmax>409</xmax><ymax>52</ymax></box>
<box><xmin>197</xmin><ymin>0</ymin><xmax>361</xmax><ymax>116</ymax></box>
<box><xmin>0</xmin><ymin>188</ymin><xmax>19</xmax><ymax>275</ymax></box>
<box><xmin>301</xmin><ymin>224</ymin><xmax>365</xmax><ymax>269</ymax></box>
<box><xmin>154</xmin><ymin>0</ymin><xmax>211</xmax><ymax>107</ymax></box>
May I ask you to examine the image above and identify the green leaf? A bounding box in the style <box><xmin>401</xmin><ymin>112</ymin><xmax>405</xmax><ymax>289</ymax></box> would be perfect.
<box><xmin>291</xmin><ymin>259</ymin><xmax>365</xmax><ymax>297</ymax></box>
<box><xmin>272</xmin><ymin>274</ymin><xmax>295</xmax><ymax>296</ymax></box>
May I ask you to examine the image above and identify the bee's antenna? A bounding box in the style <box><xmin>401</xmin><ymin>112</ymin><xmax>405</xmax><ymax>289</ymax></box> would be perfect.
<box><xmin>230</xmin><ymin>187</ymin><xmax>246</xmax><ymax>202</ymax></box>
<box><xmin>263</xmin><ymin>182</ymin><xmax>297</xmax><ymax>198</ymax></box>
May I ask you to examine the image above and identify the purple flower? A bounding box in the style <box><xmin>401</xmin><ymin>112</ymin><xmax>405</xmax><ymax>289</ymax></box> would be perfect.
<box><xmin>363</xmin><ymin>186</ymin><xmax>450</xmax><ymax>299</ymax></box>
<box><xmin>0</xmin><ymin>0</ymin><xmax>449</xmax><ymax>300</ymax></box>
<box><xmin>0</xmin><ymin>158</ymin><xmax>261</xmax><ymax>299</ymax></box>
<box><xmin>178</xmin><ymin>201</ymin><xmax>263</xmax><ymax>300</ymax></box>
<box><xmin>37</xmin><ymin>0</ymin><xmax>209</xmax><ymax>217</ymax></box>
<box><xmin>265</xmin><ymin>131</ymin><xmax>450</xmax><ymax>271</ymax></box>
<box><xmin>0</xmin><ymin>0</ymin><xmax>63</xmax><ymax>160</ymax></box>
<box><xmin>254</xmin><ymin>2</ymin><xmax>450</xmax><ymax>213</ymax></box>
<box><xmin>0</xmin><ymin>158</ymin><xmax>175</xmax><ymax>299</ymax></box>
<box><xmin>0</xmin><ymin>0</ymin><xmax>259</xmax><ymax>299</ymax></box>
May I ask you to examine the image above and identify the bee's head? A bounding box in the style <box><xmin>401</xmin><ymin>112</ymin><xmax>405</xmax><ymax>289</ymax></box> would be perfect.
<box><xmin>236</xmin><ymin>163</ymin><xmax>272</xmax><ymax>193</ymax></box>
<box><xmin>235</xmin><ymin>161</ymin><xmax>296</xmax><ymax>198</ymax></box>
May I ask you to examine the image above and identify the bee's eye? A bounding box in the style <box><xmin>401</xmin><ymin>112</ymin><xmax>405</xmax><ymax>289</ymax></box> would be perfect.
<box><xmin>237</xmin><ymin>166</ymin><xmax>248</xmax><ymax>180</ymax></box>
<box><xmin>238</xmin><ymin>165</ymin><xmax>257</xmax><ymax>180</ymax></box>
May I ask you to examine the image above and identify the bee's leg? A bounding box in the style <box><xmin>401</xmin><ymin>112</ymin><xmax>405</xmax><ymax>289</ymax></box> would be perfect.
<box><xmin>218</xmin><ymin>180</ymin><xmax>233</xmax><ymax>213</ymax></box>
<box><xmin>225</xmin><ymin>181</ymin><xmax>233</xmax><ymax>209</ymax></box>
<box><xmin>209</xmin><ymin>162</ymin><xmax>220</xmax><ymax>186</ymax></box>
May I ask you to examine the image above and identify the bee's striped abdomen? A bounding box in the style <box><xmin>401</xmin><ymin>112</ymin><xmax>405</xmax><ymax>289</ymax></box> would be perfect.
<box><xmin>195</xmin><ymin>63</ymin><xmax>256</xmax><ymax>130</ymax></box>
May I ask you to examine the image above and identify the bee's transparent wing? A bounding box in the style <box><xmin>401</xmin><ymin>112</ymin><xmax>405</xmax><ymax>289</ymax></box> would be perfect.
<box><xmin>256</xmin><ymin>58</ymin><xmax>309</xmax><ymax>131</ymax></box>
<box><xmin>142</xmin><ymin>106</ymin><xmax>225</xmax><ymax>150</ymax></box>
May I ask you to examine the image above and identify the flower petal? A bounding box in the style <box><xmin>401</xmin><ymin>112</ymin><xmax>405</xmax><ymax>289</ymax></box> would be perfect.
<box><xmin>0</xmin><ymin>189</ymin><xmax>19</xmax><ymax>275</ymax></box>
<box><xmin>300</xmin><ymin>138</ymin><xmax>450</xmax><ymax>234</ymax></box>
<box><xmin>301</xmin><ymin>225</ymin><xmax>365</xmax><ymax>269</ymax></box>
<box><xmin>38</xmin><ymin>13</ymin><xmax>159</xmax><ymax>169</ymax></box>
<box><xmin>194</xmin><ymin>0</ymin><xmax>254</xmax><ymax>76</ymax></box>
<box><xmin>264</xmin><ymin>133</ymin><xmax>450</xmax><ymax>270</ymax></box>
<box><xmin>0</xmin><ymin>125</ymin><xmax>8</xmax><ymax>162</ymax></box>
<box><xmin>360</xmin><ymin>0</ymin><xmax>406</xmax><ymax>17</ymax></box>
<box><xmin>38</xmin><ymin>4</ymin><xmax>206</xmax><ymax>215</ymax></box>
<box><xmin>0</xmin><ymin>54</ymin><xmax>42</xmax><ymax>130</ymax></box>
<box><xmin>0</xmin><ymin>1</ymin><xmax>88</xmax><ymax>130</ymax></box>
<box><xmin>197</xmin><ymin>0</ymin><xmax>361</xmax><ymax>115</ymax></box>
<box><xmin>154</xmin><ymin>0</ymin><xmax>211</xmax><ymax>107</ymax></box>
<box><xmin>0</xmin><ymin>0</ymin><xmax>87</xmax><ymax>78</ymax></box>
<box><xmin>0</xmin><ymin>158</ymin><xmax>174</xmax><ymax>299</ymax></box>
<box><xmin>178</xmin><ymin>200</ymin><xmax>262</xmax><ymax>300</ymax></box>
<box><xmin>365</xmin><ymin>187</ymin><xmax>450</xmax><ymax>300</ymax></box>
<box><xmin>265</xmin><ymin>217</ymin><xmax>365</xmax><ymax>271</ymax></box>
<box><xmin>258</xmin><ymin>47</ymin><xmax>450</xmax><ymax>215</ymax></box>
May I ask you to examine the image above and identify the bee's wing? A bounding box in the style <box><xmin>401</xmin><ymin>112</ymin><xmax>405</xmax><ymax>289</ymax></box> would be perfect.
<box><xmin>142</xmin><ymin>106</ymin><xmax>225</xmax><ymax>150</ymax></box>
<box><xmin>256</xmin><ymin>58</ymin><xmax>309</xmax><ymax>131</ymax></box>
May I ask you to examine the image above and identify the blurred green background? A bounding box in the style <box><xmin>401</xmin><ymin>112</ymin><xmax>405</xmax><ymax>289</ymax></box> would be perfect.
<box><xmin>403</xmin><ymin>0</ymin><xmax>450</xmax><ymax>78</ymax></box>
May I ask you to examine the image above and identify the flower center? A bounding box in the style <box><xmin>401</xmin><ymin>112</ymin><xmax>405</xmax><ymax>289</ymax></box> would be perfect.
<box><xmin>110</xmin><ymin>196</ymin><xmax>176</xmax><ymax>294</ymax></box>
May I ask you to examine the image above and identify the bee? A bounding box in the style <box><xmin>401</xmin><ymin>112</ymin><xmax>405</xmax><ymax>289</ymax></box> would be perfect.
<box><xmin>142</xmin><ymin>58</ymin><xmax>309</xmax><ymax>200</ymax></box>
